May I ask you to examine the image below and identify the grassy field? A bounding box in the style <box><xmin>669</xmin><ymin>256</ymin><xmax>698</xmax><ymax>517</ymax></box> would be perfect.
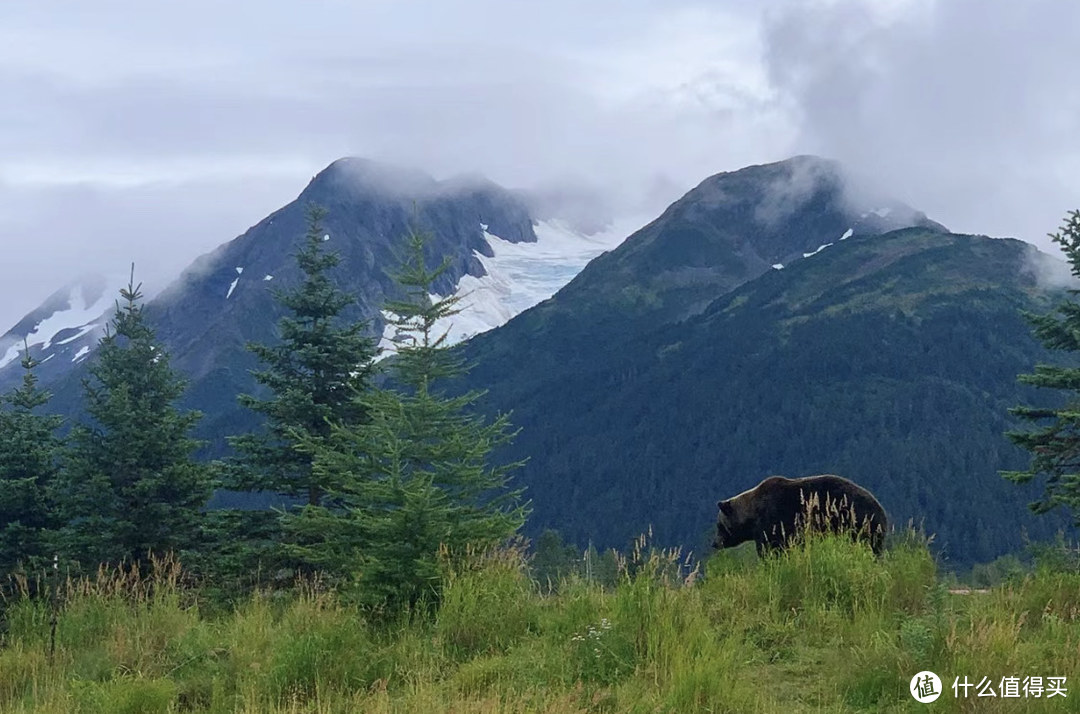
<box><xmin>0</xmin><ymin>533</ymin><xmax>1078</xmax><ymax>713</ymax></box>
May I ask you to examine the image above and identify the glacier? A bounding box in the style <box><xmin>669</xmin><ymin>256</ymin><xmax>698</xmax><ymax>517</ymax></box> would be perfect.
<box><xmin>379</xmin><ymin>217</ymin><xmax>643</xmax><ymax>354</ymax></box>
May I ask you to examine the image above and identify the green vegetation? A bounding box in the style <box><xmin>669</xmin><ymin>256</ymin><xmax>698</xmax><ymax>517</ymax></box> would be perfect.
<box><xmin>225</xmin><ymin>204</ymin><xmax>378</xmax><ymax>508</ymax></box>
<box><xmin>1006</xmin><ymin>209</ymin><xmax>1080</xmax><ymax>519</ymax></box>
<box><xmin>0</xmin><ymin>208</ymin><xmax>525</xmax><ymax>612</ymax></box>
<box><xmin>284</xmin><ymin>228</ymin><xmax>528</xmax><ymax>608</ymax></box>
<box><xmin>215</xmin><ymin>204</ymin><xmax>380</xmax><ymax>582</ymax></box>
<box><xmin>55</xmin><ymin>271</ymin><xmax>211</xmax><ymax>569</ymax></box>
<box><xmin>0</xmin><ymin>346</ymin><xmax>62</xmax><ymax>575</ymax></box>
<box><xmin>1</xmin><ymin>533</ymin><xmax>1078</xmax><ymax>713</ymax></box>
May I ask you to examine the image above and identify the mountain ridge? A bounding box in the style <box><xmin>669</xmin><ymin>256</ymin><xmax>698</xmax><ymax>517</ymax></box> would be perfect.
<box><xmin>457</xmin><ymin>225</ymin><xmax>1073</xmax><ymax>566</ymax></box>
<box><xmin>0</xmin><ymin>157</ymin><xmax>588</xmax><ymax>394</ymax></box>
<box><xmin>0</xmin><ymin>156</ymin><xmax>640</xmax><ymax>451</ymax></box>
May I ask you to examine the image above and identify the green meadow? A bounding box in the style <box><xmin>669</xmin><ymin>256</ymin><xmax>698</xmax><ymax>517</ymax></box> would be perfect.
<box><xmin>1</xmin><ymin>533</ymin><xmax>1078</xmax><ymax>713</ymax></box>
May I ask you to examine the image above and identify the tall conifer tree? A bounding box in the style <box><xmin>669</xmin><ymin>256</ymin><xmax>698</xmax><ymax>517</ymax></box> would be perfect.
<box><xmin>1006</xmin><ymin>209</ymin><xmax>1080</xmax><ymax>519</ymax></box>
<box><xmin>0</xmin><ymin>346</ymin><xmax>62</xmax><ymax>573</ymax></box>
<box><xmin>58</xmin><ymin>271</ymin><xmax>211</xmax><ymax>567</ymax></box>
<box><xmin>286</xmin><ymin>228</ymin><xmax>528</xmax><ymax>607</ymax></box>
<box><xmin>226</xmin><ymin>204</ymin><xmax>378</xmax><ymax>506</ymax></box>
<box><xmin>214</xmin><ymin>205</ymin><xmax>378</xmax><ymax>583</ymax></box>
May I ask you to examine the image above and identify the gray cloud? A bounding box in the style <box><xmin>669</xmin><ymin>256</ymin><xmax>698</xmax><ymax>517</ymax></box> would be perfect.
<box><xmin>753</xmin><ymin>156</ymin><xmax>844</xmax><ymax>228</ymax></box>
<box><xmin>1024</xmin><ymin>246</ymin><xmax>1077</xmax><ymax>292</ymax></box>
<box><xmin>0</xmin><ymin>176</ymin><xmax>302</xmax><ymax>320</ymax></box>
<box><xmin>2</xmin><ymin>1</ymin><xmax>1079</xmax><ymax>329</ymax></box>
<box><xmin>763</xmin><ymin>0</ymin><xmax>1080</xmax><ymax>251</ymax></box>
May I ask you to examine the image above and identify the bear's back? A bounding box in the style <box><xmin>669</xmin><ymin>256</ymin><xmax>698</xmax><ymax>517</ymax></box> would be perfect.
<box><xmin>751</xmin><ymin>474</ymin><xmax>887</xmax><ymax>548</ymax></box>
<box><xmin>793</xmin><ymin>474</ymin><xmax>880</xmax><ymax>505</ymax></box>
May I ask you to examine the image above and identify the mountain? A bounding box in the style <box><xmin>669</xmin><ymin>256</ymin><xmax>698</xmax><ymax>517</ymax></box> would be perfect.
<box><xmin>553</xmin><ymin>155</ymin><xmax>945</xmax><ymax>326</ymax></box>
<box><xmin>486</xmin><ymin>156</ymin><xmax>949</xmax><ymax>395</ymax></box>
<box><xmin>0</xmin><ymin>274</ymin><xmax>124</xmax><ymax>380</ymax></box>
<box><xmin>0</xmin><ymin>158</ymin><xmax>634</xmax><ymax>443</ymax></box>
<box><xmin>454</xmin><ymin>158</ymin><xmax>1073</xmax><ymax>567</ymax></box>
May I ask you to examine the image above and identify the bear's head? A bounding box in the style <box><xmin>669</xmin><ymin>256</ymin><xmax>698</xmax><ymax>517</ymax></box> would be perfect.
<box><xmin>713</xmin><ymin>498</ymin><xmax>746</xmax><ymax>549</ymax></box>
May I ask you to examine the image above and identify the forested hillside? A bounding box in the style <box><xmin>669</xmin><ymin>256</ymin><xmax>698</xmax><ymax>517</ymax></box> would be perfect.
<box><xmin>461</xmin><ymin>229</ymin><xmax>1074</xmax><ymax>566</ymax></box>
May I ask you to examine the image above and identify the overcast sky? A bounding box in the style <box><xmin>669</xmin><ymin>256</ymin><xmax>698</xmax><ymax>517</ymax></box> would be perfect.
<box><xmin>2</xmin><ymin>0</ymin><xmax>1078</xmax><ymax>329</ymax></box>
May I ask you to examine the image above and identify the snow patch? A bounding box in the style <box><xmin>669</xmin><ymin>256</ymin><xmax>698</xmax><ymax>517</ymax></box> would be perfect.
<box><xmin>323</xmin><ymin>234</ymin><xmax>330</xmax><ymax>242</ymax></box>
<box><xmin>0</xmin><ymin>283</ymin><xmax>115</xmax><ymax>370</ymax></box>
<box><xmin>802</xmin><ymin>242</ymin><xmax>834</xmax><ymax>258</ymax></box>
<box><xmin>840</xmin><ymin>228</ymin><xmax>854</xmax><ymax>241</ymax></box>
<box><xmin>873</xmin><ymin>207</ymin><xmax>892</xmax><ymax>218</ymax></box>
<box><xmin>72</xmin><ymin>346</ymin><xmax>90</xmax><ymax>363</ymax></box>
<box><xmin>223</xmin><ymin>267</ymin><xmax>245</xmax><ymax>299</ymax></box>
<box><xmin>379</xmin><ymin>215</ymin><xmax>647</xmax><ymax>355</ymax></box>
<box><xmin>0</xmin><ymin>349</ymin><xmax>24</xmax><ymax>370</ymax></box>
<box><xmin>772</xmin><ymin>263</ymin><xmax>784</xmax><ymax>270</ymax></box>
<box><xmin>56</xmin><ymin>323</ymin><xmax>101</xmax><ymax>345</ymax></box>
<box><xmin>263</xmin><ymin>275</ymin><xmax>274</xmax><ymax>281</ymax></box>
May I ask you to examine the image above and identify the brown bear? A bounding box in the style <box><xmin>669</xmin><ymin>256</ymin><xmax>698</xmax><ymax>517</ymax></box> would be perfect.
<box><xmin>714</xmin><ymin>474</ymin><xmax>888</xmax><ymax>556</ymax></box>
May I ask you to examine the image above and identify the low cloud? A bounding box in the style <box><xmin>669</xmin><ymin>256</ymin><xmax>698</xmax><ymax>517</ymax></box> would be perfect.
<box><xmin>0</xmin><ymin>175</ymin><xmax>302</xmax><ymax>325</ymax></box>
<box><xmin>0</xmin><ymin>2</ymin><xmax>787</xmax><ymax>329</ymax></box>
<box><xmin>753</xmin><ymin>156</ymin><xmax>844</xmax><ymax>228</ymax></box>
<box><xmin>763</xmin><ymin>0</ymin><xmax>1080</xmax><ymax>251</ymax></box>
<box><xmin>1024</xmin><ymin>247</ymin><xmax>1078</xmax><ymax>292</ymax></box>
<box><xmin>2</xmin><ymin>1</ymin><xmax>1080</xmax><ymax>329</ymax></box>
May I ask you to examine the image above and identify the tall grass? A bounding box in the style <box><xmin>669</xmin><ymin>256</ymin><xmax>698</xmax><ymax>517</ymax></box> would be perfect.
<box><xmin>1</xmin><ymin>532</ymin><xmax>1078</xmax><ymax>712</ymax></box>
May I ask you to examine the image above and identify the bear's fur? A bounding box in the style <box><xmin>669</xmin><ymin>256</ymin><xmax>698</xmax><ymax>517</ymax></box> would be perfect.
<box><xmin>714</xmin><ymin>474</ymin><xmax>887</xmax><ymax>556</ymax></box>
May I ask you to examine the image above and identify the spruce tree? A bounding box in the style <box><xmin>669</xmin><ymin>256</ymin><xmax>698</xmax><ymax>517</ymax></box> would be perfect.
<box><xmin>1005</xmin><ymin>209</ymin><xmax>1080</xmax><ymax>519</ymax></box>
<box><xmin>225</xmin><ymin>204</ymin><xmax>378</xmax><ymax>507</ymax></box>
<box><xmin>58</xmin><ymin>271</ymin><xmax>211</xmax><ymax>568</ymax></box>
<box><xmin>212</xmin><ymin>205</ymin><xmax>378</xmax><ymax>585</ymax></box>
<box><xmin>0</xmin><ymin>346</ymin><xmax>63</xmax><ymax>574</ymax></box>
<box><xmin>286</xmin><ymin>228</ymin><xmax>529</xmax><ymax>607</ymax></box>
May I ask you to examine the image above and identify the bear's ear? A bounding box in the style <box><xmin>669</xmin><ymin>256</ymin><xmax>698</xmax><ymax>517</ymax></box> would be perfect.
<box><xmin>718</xmin><ymin>500</ymin><xmax>734</xmax><ymax>517</ymax></box>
